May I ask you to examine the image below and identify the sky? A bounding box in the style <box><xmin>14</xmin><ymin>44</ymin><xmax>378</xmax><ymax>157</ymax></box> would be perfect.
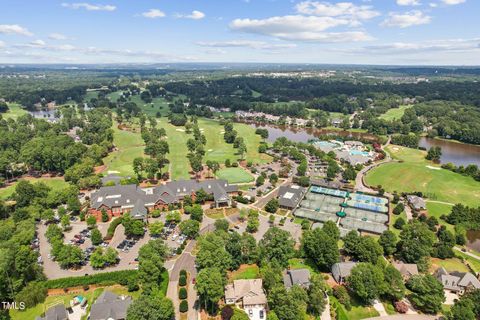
<box><xmin>0</xmin><ymin>0</ymin><xmax>478</xmax><ymax>65</ymax></box>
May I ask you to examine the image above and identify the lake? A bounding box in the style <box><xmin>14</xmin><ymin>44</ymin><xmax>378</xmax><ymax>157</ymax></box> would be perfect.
<box><xmin>466</xmin><ymin>230</ymin><xmax>480</xmax><ymax>253</ymax></box>
<box><xmin>419</xmin><ymin>137</ymin><xmax>480</xmax><ymax>167</ymax></box>
<box><xmin>248</xmin><ymin>123</ymin><xmax>379</xmax><ymax>144</ymax></box>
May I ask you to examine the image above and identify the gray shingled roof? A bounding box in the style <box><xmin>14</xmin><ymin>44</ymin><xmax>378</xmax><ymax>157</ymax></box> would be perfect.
<box><xmin>36</xmin><ymin>304</ymin><xmax>68</xmax><ymax>320</ymax></box>
<box><xmin>90</xmin><ymin>291</ymin><xmax>132</xmax><ymax>320</ymax></box>
<box><xmin>283</xmin><ymin>269</ymin><xmax>311</xmax><ymax>289</ymax></box>
<box><xmin>278</xmin><ymin>185</ymin><xmax>305</xmax><ymax>209</ymax></box>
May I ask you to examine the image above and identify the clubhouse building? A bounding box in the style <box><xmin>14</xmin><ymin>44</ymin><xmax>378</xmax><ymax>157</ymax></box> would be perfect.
<box><xmin>89</xmin><ymin>179</ymin><xmax>238</xmax><ymax>221</ymax></box>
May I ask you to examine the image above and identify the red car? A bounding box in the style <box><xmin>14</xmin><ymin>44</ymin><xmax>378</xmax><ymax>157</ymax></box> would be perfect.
<box><xmin>192</xmin><ymin>277</ymin><xmax>196</xmax><ymax>285</ymax></box>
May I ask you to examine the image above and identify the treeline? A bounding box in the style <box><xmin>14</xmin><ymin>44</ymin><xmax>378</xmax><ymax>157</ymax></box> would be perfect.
<box><xmin>441</xmin><ymin>162</ymin><xmax>480</xmax><ymax>181</ymax></box>
<box><xmin>446</xmin><ymin>204</ymin><xmax>480</xmax><ymax>230</ymax></box>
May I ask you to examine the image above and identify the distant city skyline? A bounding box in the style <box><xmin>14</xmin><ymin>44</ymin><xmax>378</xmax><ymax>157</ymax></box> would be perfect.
<box><xmin>0</xmin><ymin>0</ymin><xmax>478</xmax><ymax>65</ymax></box>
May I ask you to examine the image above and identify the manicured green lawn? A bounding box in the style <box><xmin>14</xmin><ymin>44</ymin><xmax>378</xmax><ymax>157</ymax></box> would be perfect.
<box><xmin>455</xmin><ymin>251</ymin><xmax>480</xmax><ymax>273</ymax></box>
<box><xmin>366</xmin><ymin>145</ymin><xmax>480</xmax><ymax>207</ymax></box>
<box><xmin>288</xmin><ymin>258</ymin><xmax>318</xmax><ymax>274</ymax></box>
<box><xmin>0</xmin><ymin>177</ymin><xmax>69</xmax><ymax>199</ymax></box>
<box><xmin>127</xmin><ymin>95</ymin><xmax>171</xmax><ymax>117</ymax></box>
<box><xmin>102</xmin><ymin>124</ymin><xmax>145</xmax><ymax>176</ymax></box>
<box><xmin>331</xmin><ymin>296</ymin><xmax>380</xmax><ymax>320</ymax></box>
<box><xmin>229</xmin><ymin>265</ymin><xmax>260</xmax><ymax>281</ymax></box>
<box><xmin>390</xmin><ymin>211</ymin><xmax>407</xmax><ymax>236</ymax></box>
<box><xmin>379</xmin><ymin>105</ymin><xmax>411</xmax><ymax>121</ymax></box>
<box><xmin>431</xmin><ymin>257</ymin><xmax>469</xmax><ymax>273</ymax></box>
<box><xmin>426</xmin><ymin>202</ymin><xmax>455</xmax><ymax>232</ymax></box>
<box><xmin>1</xmin><ymin>103</ymin><xmax>28</xmax><ymax>120</ymax></box>
<box><xmin>215</xmin><ymin>167</ymin><xmax>254</xmax><ymax>184</ymax></box>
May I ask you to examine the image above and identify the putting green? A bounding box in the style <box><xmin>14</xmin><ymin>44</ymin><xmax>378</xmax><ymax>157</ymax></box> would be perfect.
<box><xmin>215</xmin><ymin>167</ymin><xmax>255</xmax><ymax>184</ymax></box>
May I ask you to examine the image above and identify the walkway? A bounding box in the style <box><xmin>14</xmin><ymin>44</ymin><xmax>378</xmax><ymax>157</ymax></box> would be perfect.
<box><xmin>372</xmin><ymin>300</ymin><xmax>388</xmax><ymax>317</ymax></box>
<box><xmin>454</xmin><ymin>246</ymin><xmax>480</xmax><ymax>260</ymax></box>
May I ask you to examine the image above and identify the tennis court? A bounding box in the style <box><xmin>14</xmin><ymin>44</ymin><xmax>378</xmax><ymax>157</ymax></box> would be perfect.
<box><xmin>344</xmin><ymin>207</ymin><xmax>389</xmax><ymax>224</ymax></box>
<box><xmin>295</xmin><ymin>208</ymin><xmax>339</xmax><ymax>223</ymax></box>
<box><xmin>310</xmin><ymin>186</ymin><xmax>348</xmax><ymax>198</ymax></box>
<box><xmin>340</xmin><ymin>217</ymin><xmax>388</xmax><ymax>234</ymax></box>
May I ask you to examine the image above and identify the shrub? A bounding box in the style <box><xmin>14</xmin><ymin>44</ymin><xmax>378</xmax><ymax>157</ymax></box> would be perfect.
<box><xmin>394</xmin><ymin>301</ymin><xmax>408</xmax><ymax>313</ymax></box>
<box><xmin>394</xmin><ymin>217</ymin><xmax>406</xmax><ymax>230</ymax></box>
<box><xmin>179</xmin><ymin>287</ymin><xmax>187</xmax><ymax>299</ymax></box>
<box><xmin>221</xmin><ymin>306</ymin><xmax>234</xmax><ymax>320</ymax></box>
<box><xmin>179</xmin><ymin>275</ymin><xmax>187</xmax><ymax>286</ymax></box>
<box><xmin>180</xmin><ymin>269</ymin><xmax>187</xmax><ymax>277</ymax></box>
<box><xmin>333</xmin><ymin>286</ymin><xmax>351</xmax><ymax>310</ymax></box>
<box><xmin>44</xmin><ymin>270</ymin><xmax>138</xmax><ymax>289</ymax></box>
<box><xmin>106</xmin><ymin>217</ymin><xmax>123</xmax><ymax>239</ymax></box>
<box><xmin>179</xmin><ymin>300</ymin><xmax>188</xmax><ymax>313</ymax></box>
<box><xmin>127</xmin><ymin>278</ymin><xmax>139</xmax><ymax>292</ymax></box>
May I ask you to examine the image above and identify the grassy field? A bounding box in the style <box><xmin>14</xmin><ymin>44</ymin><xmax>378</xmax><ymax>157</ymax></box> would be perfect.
<box><xmin>215</xmin><ymin>167</ymin><xmax>254</xmax><ymax>184</ymax></box>
<box><xmin>157</xmin><ymin>118</ymin><xmax>271</xmax><ymax>180</ymax></box>
<box><xmin>379</xmin><ymin>105</ymin><xmax>411</xmax><ymax>121</ymax></box>
<box><xmin>1</xmin><ymin>103</ymin><xmax>28</xmax><ymax>120</ymax></box>
<box><xmin>455</xmin><ymin>251</ymin><xmax>480</xmax><ymax>273</ymax></box>
<box><xmin>365</xmin><ymin>145</ymin><xmax>480</xmax><ymax>207</ymax></box>
<box><xmin>229</xmin><ymin>264</ymin><xmax>260</xmax><ymax>281</ymax></box>
<box><xmin>128</xmin><ymin>95</ymin><xmax>171</xmax><ymax>117</ymax></box>
<box><xmin>0</xmin><ymin>177</ymin><xmax>69</xmax><ymax>199</ymax></box>
<box><xmin>331</xmin><ymin>296</ymin><xmax>379</xmax><ymax>320</ymax></box>
<box><xmin>430</xmin><ymin>257</ymin><xmax>469</xmax><ymax>273</ymax></box>
<box><xmin>426</xmin><ymin>202</ymin><xmax>455</xmax><ymax>232</ymax></box>
<box><xmin>102</xmin><ymin>124</ymin><xmax>145</xmax><ymax>176</ymax></box>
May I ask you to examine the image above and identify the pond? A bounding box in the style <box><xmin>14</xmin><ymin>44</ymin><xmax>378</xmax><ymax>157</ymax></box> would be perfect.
<box><xmin>419</xmin><ymin>137</ymin><xmax>480</xmax><ymax>167</ymax></box>
<box><xmin>248</xmin><ymin>123</ymin><xmax>379</xmax><ymax>144</ymax></box>
<box><xmin>466</xmin><ymin>230</ymin><xmax>480</xmax><ymax>253</ymax></box>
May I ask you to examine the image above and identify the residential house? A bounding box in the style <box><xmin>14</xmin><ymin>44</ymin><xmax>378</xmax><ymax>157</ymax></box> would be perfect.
<box><xmin>331</xmin><ymin>118</ymin><xmax>343</xmax><ymax>127</ymax></box>
<box><xmin>278</xmin><ymin>185</ymin><xmax>306</xmax><ymax>210</ymax></box>
<box><xmin>406</xmin><ymin>195</ymin><xmax>426</xmax><ymax>211</ymax></box>
<box><xmin>89</xmin><ymin>179</ymin><xmax>237</xmax><ymax>221</ymax></box>
<box><xmin>35</xmin><ymin>304</ymin><xmax>68</xmax><ymax>320</ymax></box>
<box><xmin>89</xmin><ymin>291</ymin><xmax>132</xmax><ymax>320</ymax></box>
<box><xmin>283</xmin><ymin>269</ymin><xmax>311</xmax><ymax>289</ymax></box>
<box><xmin>225</xmin><ymin>279</ymin><xmax>267</xmax><ymax>320</ymax></box>
<box><xmin>435</xmin><ymin>267</ymin><xmax>480</xmax><ymax>295</ymax></box>
<box><xmin>392</xmin><ymin>262</ymin><xmax>418</xmax><ymax>280</ymax></box>
<box><xmin>331</xmin><ymin>262</ymin><xmax>357</xmax><ymax>284</ymax></box>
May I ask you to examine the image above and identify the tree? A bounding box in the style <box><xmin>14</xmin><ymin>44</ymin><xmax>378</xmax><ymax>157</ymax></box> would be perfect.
<box><xmin>307</xmin><ymin>274</ymin><xmax>328</xmax><ymax>316</ymax></box>
<box><xmin>86</xmin><ymin>215</ymin><xmax>97</xmax><ymax>228</ymax></box>
<box><xmin>101</xmin><ymin>209</ymin><xmax>109</xmax><ymax>222</ymax></box>
<box><xmin>60</xmin><ymin>215</ymin><xmax>70</xmax><ymax>231</ymax></box>
<box><xmin>256</xmin><ymin>175</ymin><xmax>265</xmax><ymax>187</ymax></box>
<box><xmin>379</xmin><ymin>230</ymin><xmax>397</xmax><ymax>256</ymax></box>
<box><xmin>91</xmin><ymin>228</ymin><xmax>103</xmax><ymax>246</ymax></box>
<box><xmin>265</xmin><ymin>199</ymin><xmax>279</xmax><ymax>213</ymax></box>
<box><xmin>347</xmin><ymin>263</ymin><xmax>385</xmax><ymax>304</ymax></box>
<box><xmin>138</xmin><ymin>239</ymin><xmax>168</xmax><ymax>292</ymax></box>
<box><xmin>122</xmin><ymin>214</ymin><xmax>145</xmax><ymax>238</ymax></box>
<box><xmin>179</xmin><ymin>219</ymin><xmax>200</xmax><ymax>239</ymax></box>
<box><xmin>448</xmin><ymin>298</ymin><xmax>476</xmax><ymax>320</ymax></box>
<box><xmin>259</xmin><ymin>227</ymin><xmax>295</xmax><ymax>268</ymax></box>
<box><xmin>166</xmin><ymin>210</ymin><xmax>182</xmax><ymax>223</ymax></box>
<box><xmin>302</xmin><ymin>228</ymin><xmax>339</xmax><ymax>270</ymax></box>
<box><xmin>268</xmin><ymin>285</ymin><xmax>306</xmax><ymax>320</ymax></box>
<box><xmin>398</xmin><ymin>221</ymin><xmax>436</xmax><ymax>263</ymax></box>
<box><xmin>126</xmin><ymin>294</ymin><xmax>174</xmax><ymax>320</ymax></box>
<box><xmin>214</xmin><ymin>219</ymin><xmax>230</xmax><ymax>232</ymax></box>
<box><xmin>322</xmin><ymin>220</ymin><xmax>340</xmax><ymax>241</ymax></box>
<box><xmin>196</xmin><ymin>232</ymin><xmax>232</xmax><ymax>271</ymax></box>
<box><xmin>342</xmin><ymin>166</ymin><xmax>357</xmax><ymax>181</ymax></box>
<box><xmin>394</xmin><ymin>217</ymin><xmax>406</xmax><ymax>229</ymax></box>
<box><xmin>246</xmin><ymin>210</ymin><xmax>259</xmax><ymax>233</ymax></box>
<box><xmin>426</xmin><ymin>146</ymin><xmax>442</xmax><ymax>162</ymax></box>
<box><xmin>393</xmin><ymin>203</ymin><xmax>405</xmax><ymax>215</ymax></box>
<box><xmin>195</xmin><ymin>267</ymin><xmax>225</xmax><ymax>314</ymax></box>
<box><xmin>231</xmin><ymin>308</ymin><xmax>250</xmax><ymax>320</ymax></box>
<box><xmin>407</xmin><ymin>274</ymin><xmax>445</xmax><ymax>314</ymax></box>
<box><xmin>148</xmin><ymin>221</ymin><xmax>164</xmax><ymax>237</ymax></box>
<box><xmin>383</xmin><ymin>264</ymin><xmax>406</xmax><ymax>301</ymax></box>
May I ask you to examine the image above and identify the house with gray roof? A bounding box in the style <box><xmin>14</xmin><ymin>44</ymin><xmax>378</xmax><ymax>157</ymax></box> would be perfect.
<box><xmin>225</xmin><ymin>279</ymin><xmax>267</xmax><ymax>320</ymax></box>
<box><xmin>283</xmin><ymin>268</ymin><xmax>311</xmax><ymax>289</ymax></box>
<box><xmin>89</xmin><ymin>179</ymin><xmax>237</xmax><ymax>221</ymax></box>
<box><xmin>89</xmin><ymin>291</ymin><xmax>132</xmax><ymax>320</ymax></box>
<box><xmin>278</xmin><ymin>185</ymin><xmax>306</xmax><ymax>210</ymax></box>
<box><xmin>35</xmin><ymin>304</ymin><xmax>68</xmax><ymax>320</ymax></box>
<box><xmin>392</xmin><ymin>262</ymin><xmax>418</xmax><ymax>280</ymax></box>
<box><xmin>332</xmin><ymin>262</ymin><xmax>357</xmax><ymax>284</ymax></box>
<box><xmin>406</xmin><ymin>195</ymin><xmax>426</xmax><ymax>211</ymax></box>
<box><xmin>435</xmin><ymin>267</ymin><xmax>480</xmax><ymax>295</ymax></box>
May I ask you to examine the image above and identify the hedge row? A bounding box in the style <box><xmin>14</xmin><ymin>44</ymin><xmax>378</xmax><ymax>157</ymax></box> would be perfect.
<box><xmin>105</xmin><ymin>217</ymin><xmax>123</xmax><ymax>239</ymax></box>
<box><xmin>44</xmin><ymin>270</ymin><xmax>138</xmax><ymax>289</ymax></box>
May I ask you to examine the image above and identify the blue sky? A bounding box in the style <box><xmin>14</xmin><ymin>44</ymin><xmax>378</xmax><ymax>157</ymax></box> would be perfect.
<box><xmin>0</xmin><ymin>0</ymin><xmax>478</xmax><ymax>65</ymax></box>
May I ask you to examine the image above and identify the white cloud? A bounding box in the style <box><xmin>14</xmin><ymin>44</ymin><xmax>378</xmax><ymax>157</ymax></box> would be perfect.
<box><xmin>381</xmin><ymin>10</ymin><xmax>431</xmax><ymax>28</ymax></box>
<box><xmin>196</xmin><ymin>40</ymin><xmax>297</xmax><ymax>50</ymax></box>
<box><xmin>176</xmin><ymin>10</ymin><xmax>206</xmax><ymax>20</ymax></box>
<box><xmin>441</xmin><ymin>0</ymin><xmax>466</xmax><ymax>5</ymax></box>
<box><xmin>29</xmin><ymin>39</ymin><xmax>46</xmax><ymax>47</ymax></box>
<box><xmin>429</xmin><ymin>3</ymin><xmax>438</xmax><ymax>7</ymax></box>
<box><xmin>230</xmin><ymin>15</ymin><xmax>373</xmax><ymax>42</ymax></box>
<box><xmin>396</xmin><ymin>0</ymin><xmax>421</xmax><ymax>5</ymax></box>
<box><xmin>0</xmin><ymin>24</ymin><xmax>33</xmax><ymax>36</ymax></box>
<box><xmin>48</xmin><ymin>33</ymin><xmax>68</xmax><ymax>40</ymax></box>
<box><xmin>61</xmin><ymin>3</ymin><xmax>116</xmax><ymax>11</ymax></box>
<box><xmin>0</xmin><ymin>41</ymin><xmax>5</xmax><ymax>48</ymax></box>
<box><xmin>295</xmin><ymin>1</ymin><xmax>380</xmax><ymax>20</ymax></box>
<box><xmin>142</xmin><ymin>9</ymin><xmax>166</xmax><ymax>19</ymax></box>
<box><xmin>361</xmin><ymin>38</ymin><xmax>480</xmax><ymax>54</ymax></box>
